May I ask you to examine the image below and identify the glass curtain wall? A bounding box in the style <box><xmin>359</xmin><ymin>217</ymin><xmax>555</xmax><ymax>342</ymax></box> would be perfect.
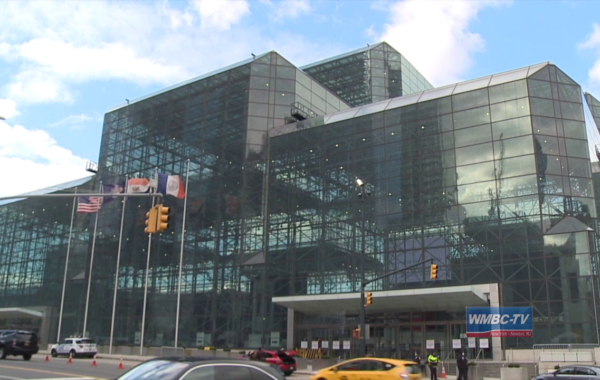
<box><xmin>267</xmin><ymin>64</ymin><xmax>600</xmax><ymax>347</ymax></box>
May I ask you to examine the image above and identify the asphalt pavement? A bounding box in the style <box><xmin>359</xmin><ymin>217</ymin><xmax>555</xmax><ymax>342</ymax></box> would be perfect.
<box><xmin>0</xmin><ymin>354</ymin><xmax>313</xmax><ymax>380</ymax></box>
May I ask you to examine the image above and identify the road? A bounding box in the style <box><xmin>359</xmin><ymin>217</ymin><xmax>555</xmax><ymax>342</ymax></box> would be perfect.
<box><xmin>0</xmin><ymin>354</ymin><xmax>313</xmax><ymax>379</ymax></box>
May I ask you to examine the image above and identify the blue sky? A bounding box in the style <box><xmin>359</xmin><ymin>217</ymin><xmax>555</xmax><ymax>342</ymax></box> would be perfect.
<box><xmin>1</xmin><ymin>0</ymin><xmax>600</xmax><ymax>197</ymax></box>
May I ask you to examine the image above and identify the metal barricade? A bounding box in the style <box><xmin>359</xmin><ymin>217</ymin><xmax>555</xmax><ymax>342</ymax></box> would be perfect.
<box><xmin>533</xmin><ymin>344</ymin><xmax>597</xmax><ymax>363</ymax></box>
<box><xmin>160</xmin><ymin>346</ymin><xmax>185</xmax><ymax>357</ymax></box>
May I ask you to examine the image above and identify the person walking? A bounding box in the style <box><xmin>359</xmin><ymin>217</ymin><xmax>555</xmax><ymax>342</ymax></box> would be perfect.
<box><xmin>457</xmin><ymin>351</ymin><xmax>469</xmax><ymax>380</ymax></box>
<box><xmin>414</xmin><ymin>351</ymin><xmax>425</xmax><ymax>375</ymax></box>
<box><xmin>428</xmin><ymin>351</ymin><xmax>440</xmax><ymax>380</ymax></box>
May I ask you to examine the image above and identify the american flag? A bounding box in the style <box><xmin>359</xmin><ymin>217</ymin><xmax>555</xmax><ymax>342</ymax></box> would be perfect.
<box><xmin>77</xmin><ymin>196</ymin><xmax>104</xmax><ymax>213</ymax></box>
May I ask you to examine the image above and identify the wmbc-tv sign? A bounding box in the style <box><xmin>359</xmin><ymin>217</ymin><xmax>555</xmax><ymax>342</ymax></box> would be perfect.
<box><xmin>466</xmin><ymin>307</ymin><xmax>533</xmax><ymax>338</ymax></box>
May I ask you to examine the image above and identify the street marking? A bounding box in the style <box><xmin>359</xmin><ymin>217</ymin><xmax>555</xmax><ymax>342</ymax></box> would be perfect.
<box><xmin>0</xmin><ymin>364</ymin><xmax>106</xmax><ymax>380</ymax></box>
<box><xmin>0</xmin><ymin>375</ymin><xmax>23</xmax><ymax>380</ymax></box>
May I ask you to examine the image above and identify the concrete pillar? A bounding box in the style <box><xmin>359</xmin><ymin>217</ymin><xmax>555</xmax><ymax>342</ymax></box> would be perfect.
<box><xmin>286</xmin><ymin>308</ymin><xmax>295</xmax><ymax>350</ymax></box>
<box><xmin>488</xmin><ymin>283</ymin><xmax>503</xmax><ymax>360</ymax></box>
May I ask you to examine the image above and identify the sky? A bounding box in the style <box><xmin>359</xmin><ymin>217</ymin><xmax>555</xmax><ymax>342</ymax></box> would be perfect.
<box><xmin>1</xmin><ymin>0</ymin><xmax>600</xmax><ymax>198</ymax></box>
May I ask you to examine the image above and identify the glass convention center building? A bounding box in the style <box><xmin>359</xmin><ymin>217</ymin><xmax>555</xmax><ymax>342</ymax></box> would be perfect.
<box><xmin>2</xmin><ymin>42</ymin><xmax>600</xmax><ymax>359</ymax></box>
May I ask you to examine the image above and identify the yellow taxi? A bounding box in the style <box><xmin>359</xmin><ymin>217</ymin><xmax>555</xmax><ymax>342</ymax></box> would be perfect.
<box><xmin>309</xmin><ymin>357</ymin><xmax>423</xmax><ymax>380</ymax></box>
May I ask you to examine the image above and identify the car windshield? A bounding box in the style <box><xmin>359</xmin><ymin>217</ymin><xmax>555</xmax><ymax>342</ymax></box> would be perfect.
<box><xmin>116</xmin><ymin>360</ymin><xmax>189</xmax><ymax>380</ymax></box>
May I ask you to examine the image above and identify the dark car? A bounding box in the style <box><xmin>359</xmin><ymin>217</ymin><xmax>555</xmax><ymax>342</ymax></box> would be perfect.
<box><xmin>534</xmin><ymin>365</ymin><xmax>600</xmax><ymax>380</ymax></box>
<box><xmin>116</xmin><ymin>357</ymin><xmax>285</xmax><ymax>380</ymax></box>
<box><xmin>245</xmin><ymin>350</ymin><xmax>297</xmax><ymax>376</ymax></box>
<box><xmin>0</xmin><ymin>330</ymin><xmax>39</xmax><ymax>361</ymax></box>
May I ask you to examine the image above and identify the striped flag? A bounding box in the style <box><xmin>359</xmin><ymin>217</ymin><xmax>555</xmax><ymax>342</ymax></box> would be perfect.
<box><xmin>77</xmin><ymin>196</ymin><xmax>103</xmax><ymax>213</ymax></box>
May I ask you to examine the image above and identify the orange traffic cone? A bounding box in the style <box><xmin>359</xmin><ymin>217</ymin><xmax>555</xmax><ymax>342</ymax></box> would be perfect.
<box><xmin>68</xmin><ymin>353</ymin><xmax>73</xmax><ymax>364</ymax></box>
<box><xmin>45</xmin><ymin>355</ymin><xmax>50</xmax><ymax>362</ymax></box>
<box><xmin>440</xmin><ymin>364</ymin><xmax>447</xmax><ymax>378</ymax></box>
<box><xmin>92</xmin><ymin>354</ymin><xmax>98</xmax><ymax>367</ymax></box>
<box><xmin>118</xmin><ymin>358</ymin><xmax>125</xmax><ymax>370</ymax></box>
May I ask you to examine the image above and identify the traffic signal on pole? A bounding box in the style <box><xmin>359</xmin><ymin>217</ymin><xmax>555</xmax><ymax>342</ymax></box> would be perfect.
<box><xmin>144</xmin><ymin>205</ymin><xmax>158</xmax><ymax>234</ymax></box>
<box><xmin>156</xmin><ymin>204</ymin><xmax>170</xmax><ymax>232</ymax></box>
<box><xmin>366</xmin><ymin>291</ymin><xmax>373</xmax><ymax>306</ymax></box>
<box><xmin>430</xmin><ymin>264</ymin><xmax>438</xmax><ymax>280</ymax></box>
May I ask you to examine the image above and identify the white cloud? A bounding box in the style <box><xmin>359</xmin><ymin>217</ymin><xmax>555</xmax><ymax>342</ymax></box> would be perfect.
<box><xmin>190</xmin><ymin>0</ymin><xmax>250</xmax><ymax>31</ymax></box>
<box><xmin>269</xmin><ymin>0</ymin><xmax>312</xmax><ymax>20</ymax></box>
<box><xmin>0</xmin><ymin>99</ymin><xmax>18</xmax><ymax>119</ymax></box>
<box><xmin>0</xmin><ymin>120</ymin><xmax>91</xmax><ymax>197</ymax></box>
<box><xmin>49</xmin><ymin>113</ymin><xmax>99</xmax><ymax>130</ymax></box>
<box><xmin>579</xmin><ymin>23</ymin><xmax>600</xmax><ymax>89</ymax></box>
<box><xmin>374</xmin><ymin>0</ymin><xmax>510</xmax><ymax>86</ymax></box>
<box><xmin>8</xmin><ymin>70</ymin><xmax>74</xmax><ymax>104</ymax></box>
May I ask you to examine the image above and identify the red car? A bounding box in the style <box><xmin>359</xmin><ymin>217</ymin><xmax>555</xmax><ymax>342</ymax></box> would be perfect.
<box><xmin>246</xmin><ymin>350</ymin><xmax>297</xmax><ymax>376</ymax></box>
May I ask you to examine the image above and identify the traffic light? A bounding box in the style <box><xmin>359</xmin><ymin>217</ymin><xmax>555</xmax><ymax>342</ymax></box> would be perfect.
<box><xmin>430</xmin><ymin>264</ymin><xmax>438</xmax><ymax>280</ymax></box>
<box><xmin>366</xmin><ymin>291</ymin><xmax>373</xmax><ymax>306</ymax></box>
<box><xmin>144</xmin><ymin>205</ymin><xmax>158</xmax><ymax>234</ymax></box>
<box><xmin>156</xmin><ymin>204</ymin><xmax>170</xmax><ymax>232</ymax></box>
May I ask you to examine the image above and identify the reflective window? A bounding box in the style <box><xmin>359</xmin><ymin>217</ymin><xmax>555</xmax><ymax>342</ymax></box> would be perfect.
<box><xmin>453</xmin><ymin>106</ymin><xmax>491</xmax><ymax>129</ymax></box>
<box><xmin>455</xmin><ymin>143</ymin><xmax>494</xmax><ymax>166</ymax></box>
<box><xmin>452</xmin><ymin>88</ymin><xmax>489</xmax><ymax>112</ymax></box>
<box><xmin>489</xmin><ymin>80</ymin><xmax>527</xmax><ymax>104</ymax></box>
<box><xmin>490</xmin><ymin>98</ymin><xmax>529</xmax><ymax>122</ymax></box>
<box><xmin>492</xmin><ymin>117</ymin><xmax>532</xmax><ymax>140</ymax></box>
<box><xmin>454</xmin><ymin>124</ymin><xmax>492</xmax><ymax>148</ymax></box>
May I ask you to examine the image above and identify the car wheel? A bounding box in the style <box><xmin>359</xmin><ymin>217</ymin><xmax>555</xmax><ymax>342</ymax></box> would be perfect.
<box><xmin>51</xmin><ymin>349</ymin><xmax>58</xmax><ymax>357</ymax></box>
<box><xmin>23</xmin><ymin>354</ymin><xmax>32</xmax><ymax>361</ymax></box>
<box><xmin>70</xmin><ymin>349</ymin><xmax>77</xmax><ymax>358</ymax></box>
<box><xmin>0</xmin><ymin>346</ymin><xmax>5</xmax><ymax>359</ymax></box>
<box><xmin>284</xmin><ymin>372</ymin><xmax>292</xmax><ymax>376</ymax></box>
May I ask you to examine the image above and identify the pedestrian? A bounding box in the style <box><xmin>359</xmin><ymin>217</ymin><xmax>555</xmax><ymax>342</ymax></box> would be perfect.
<box><xmin>457</xmin><ymin>351</ymin><xmax>469</xmax><ymax>380</ymax></box>
<box><xmin>414</xmin><ymin>351</ymin><xmax>425</xmax><ymax>374</ymax></box>
<box><xmin>428</xmin><ymin>351</ymin><xmax>440</xmax><ymax>380</ymax></box>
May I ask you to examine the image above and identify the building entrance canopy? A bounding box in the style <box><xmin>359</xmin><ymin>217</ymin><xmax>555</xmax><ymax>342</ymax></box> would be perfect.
<box><xmin>273</xmin><ymin>285</ymin><xmax>489</xmax><ymax>315</ymax></box>
<box><xmin>0</xmin><ymin>307</ymin><xmax>44</xmax><ymax>319</ymax></box>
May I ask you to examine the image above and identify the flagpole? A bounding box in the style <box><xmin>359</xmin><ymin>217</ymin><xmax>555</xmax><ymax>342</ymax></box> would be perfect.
<box><xmin>82</xmin><ymin>181</ymin><xmax>102</xmax><ymax>337</ymax></box>
<box><xmin>140</xmin><ymin>169</ymin><xmax>157</xmax><ymax>355</ymax></box>
<box><xmin>109</xmin><ymin>177</ymin><xmax>128</xmax><ymax>355</ymax></box>
<box><xmin>57</xmin><ymin>187</ymin><xmax>78</xmax><ymax>343</ymax></box>
<box><xmin>175</xmin><ymin>159</ymin><xmax>190</xmax><ymax>347</ymax></box>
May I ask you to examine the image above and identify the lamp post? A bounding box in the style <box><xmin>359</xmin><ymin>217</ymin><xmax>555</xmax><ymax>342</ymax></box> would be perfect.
<box><xmin>356</xmin><ymin>178</ymin><xmax>372</xmax><ymax>357</ymax></box>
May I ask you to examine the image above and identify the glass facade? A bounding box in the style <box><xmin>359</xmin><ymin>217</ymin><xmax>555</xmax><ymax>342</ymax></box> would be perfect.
<box><xmin>1</xmin><ymin>44</ymin><xmax>600</xmax><ymax>354</ymax></box>
<box><xmin>302</xmin><ymin>42</ymin><xmax>433</xmax><ymax>107</ymax></box>
<box><xmin>585</xmin><ymin>92</ymin><xmax>600</xmax><ymax>131</ymax></box>
<box><xmin>267</xmin><ymin>64</ymin><xmax>600</xmax><ymax>348</ymax></box>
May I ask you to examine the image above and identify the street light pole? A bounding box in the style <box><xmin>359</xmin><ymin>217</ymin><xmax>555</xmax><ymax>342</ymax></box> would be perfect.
<box><xmin>356</xmin><ymin>178</ymin><xmax>370</xmax><ymax>357</ymax></box>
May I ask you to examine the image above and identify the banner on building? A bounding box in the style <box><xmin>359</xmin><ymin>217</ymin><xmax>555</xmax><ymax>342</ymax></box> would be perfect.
<box><xmin>466</xmin><ymin>307</ymin><xmax>533</xmax><ymax>337</ymax></box>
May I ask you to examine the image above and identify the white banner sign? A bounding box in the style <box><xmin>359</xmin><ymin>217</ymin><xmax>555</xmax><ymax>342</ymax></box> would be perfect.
<box><xmin>480</xmin><ymin>338</ymin><xmax>489</xmax><ymax>349</ymax></box>
<box><xmin>311</xmin><ymin>341</ymin><xmax>319</xmax><ymax>349</ymax></box>
<box><xmin>332</xmin><ymin>341</ymin><xmax>340</xmax><ymax>350</ymax></box>
<box><xmin>301</xmin><ymin>341</ymin><xmax>308</xmax><ymax>349</ymax></box>
<box><xmin>468</xmin><ymin>337</ymin><xmax>476</xmax><ymax>348</ymax></box>
<box><xmin>426</xmin><ymin>339</ymin><xmax>435</xmax><ymax>349</ymax></box>
<box><xmin>343</xmin><ymin>340</ymin><xmax>351</xmax><ymax>350</ymax></box>
<box><xmin>452</xmin><ymin>339</ymin><xmax>461</xmax><ymax>349</ymax></box>
<box><xmin>321</xmin><ymin>341</ymin><xmax>329</xmax><ymax>349</ymax></box>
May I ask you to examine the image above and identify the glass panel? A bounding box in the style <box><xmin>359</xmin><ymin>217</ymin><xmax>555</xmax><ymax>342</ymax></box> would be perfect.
<box><xmin>562</xmin><ymin>120</ymin><xmax>586</xmax><ymax>140</ymax></box>
<box><xmin>566</xmin><ymin>138</ymin><xmax>589</xmax><ymax>159</ymax></box>
<box><xmin>489</xmin><ymin>80</ymin><xmax>528</xmax><ymax>103</ymax></box>
<box><xmin>418</xmin><ymin>97</ymin><xmax>452</xmax><ymax>118</ymax></box>
<box><xmin>558</xmin><ymin>84</ymin><xmax>582</xmax><ymax>103</ymax></box>
<box><xmin>500</xmin><ymin>175</ymin><xmax>538</xmax><ymax>197</ymax></box>
<box><xmin>452</xmin><ymin>88</ymin><xmax>489</xmax><ymax>112</ymax></box>
<box><xmin>454</xmin><ymin>124</ymin><xmax>492</xmax><ymax>148</ymax></box>
<box><xmin>325</xmin><ymin>108</ymin><xmax>360</xmax><ymax>124</ymax></box>
<box><xmin>455</xmin><ymin>143</ymin><xmax>494</xmax><ymax>166</ymax></box>
<box><xmin>386</xmin><ymin>92</ymin><xmax>422</xmax><ymax>110</ymax></box>
<box><xmin>418</xmin><ymin>84</ymin><xmax>455</xmax><ymax>102</ymax></box>
<box><xmin>354</xmin><ymin>101</ymin><xmax>390</xmax><ymax>117</ymax></box>
<box><xmin>535</xmin><ymin>136</ymin><xmax>560</xmax><ymax>156</ymax></box>
<box><xmin>528</xmin><ymin>80</ymin><xmax>553</xmax><ymax>99</ymax></box>
<box><xmin>452</xmin><ymin>76</ymin><xmax>492</xmax><ymax>96</ymax></box>
<box><xmin>490</xmin><ymin>98</ymin><xmax>530</xmax><ymax>122</ymax></box>
<box><xmin>458</xmin><ymin>179</ymin><xmax>496</xmax><ymax>204</ymax></box>
<box><xmin>560</xmin><ymin>102</ymin><xmax>584</xmax><ymax>121</ymax></box>
<box><xmin>530</xmin><ymin>97</ymin><xmax>555</xmax><ymax>117</ymax></box>
<box><xmin>529</xmin><ymin>66</ymin><xmax>550</xmax><ymax>81</ymax></box>
<box><xmin>499</xmin><ymin>155</ymin><xmax>536</xmax><ymax>178</ymax></box>
<box><xmin>532</xmin><ymin>116</ymin><xmax>557</xmax><ymax>136</ymax></box>
<box><xmin>492</xmin><ymin>117</ymin><xmax>532</xmax><ymax>140</ymax></box>
<box><xmin>494</xmin><ymin>135</ymin><xmax>534</xmax><ymax>159</ymax></box>
<box><xmin>570</xmin><ymin>177</ymin><xmax>593</xmax><ymax>197</ymax></box>
<box><xmin>488</xmin><ymin>68</ymin><xmax>529</xmax><ymax>86</ymax></box>
<box><xmin>453</xmin><ymin>106</ymin><xmax>491</xmax><ymax>129</ymax></box>
<box><xmin>457</xmin><ymin>161</ymin><xmax>495</xmax><ymax>185</ymax></box>
<box><xmin>568</xmin><ymin>157</ymin><xmax>592</xmax><ymax>178</ymax></box>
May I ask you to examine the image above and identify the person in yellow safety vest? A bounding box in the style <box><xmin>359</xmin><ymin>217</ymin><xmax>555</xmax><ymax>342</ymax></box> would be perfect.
<box><xmin>427</xmin><ymin>351</ymin><xmax>440</xmax><ymax>380</ymax></box>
